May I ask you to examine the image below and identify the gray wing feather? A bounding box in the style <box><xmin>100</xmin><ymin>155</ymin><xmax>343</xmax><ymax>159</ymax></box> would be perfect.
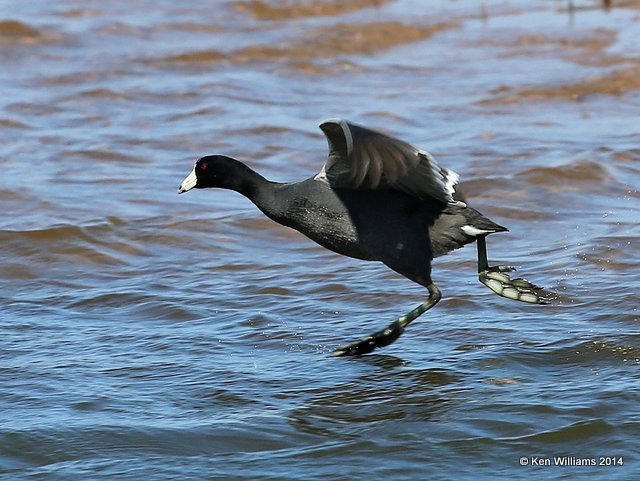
<box><xmin>316</xmin><ymin>119</ymin><xmax>459</xmax><ymax>204</ymax></box>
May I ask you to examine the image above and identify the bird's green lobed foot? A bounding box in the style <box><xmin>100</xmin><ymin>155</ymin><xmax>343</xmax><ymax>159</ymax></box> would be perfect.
<box><xmin>332</xmin><ymin>320</ymin><xmax>404</xmax><ymax>357</ymax></box>
<box><xmin>479</xmin><ymin>265</ymin><xmax>548</xmax><ymax>304</ymax></box>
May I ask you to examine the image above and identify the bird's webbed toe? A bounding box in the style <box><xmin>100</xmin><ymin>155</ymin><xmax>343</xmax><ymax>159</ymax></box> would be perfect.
<box><xmin>332</xmin><ymin>321</ymin><xmax>405</xmax><ymax>357</ymax></box>
<box><xmin>479</xmin><ymin>266</ymin><xmax>548</xmax><ymax>304</ymax></box>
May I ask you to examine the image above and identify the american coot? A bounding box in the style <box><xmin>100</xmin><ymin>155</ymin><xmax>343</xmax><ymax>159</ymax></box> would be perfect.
<box><xmin>179</xmin><ymin>119</ymin><xmax>547</xmax><ymax>356</ymax></box>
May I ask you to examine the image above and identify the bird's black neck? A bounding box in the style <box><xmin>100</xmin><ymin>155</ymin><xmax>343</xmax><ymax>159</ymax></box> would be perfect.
<box><xmin>223</xmin><ymin>163</ymin><xmax>287</xmax><ymax>219</ymax></box>
<box><xmin>229</xmin><ymin>163</ymin><xmax>269</xmax><ymax>199</ymax></box>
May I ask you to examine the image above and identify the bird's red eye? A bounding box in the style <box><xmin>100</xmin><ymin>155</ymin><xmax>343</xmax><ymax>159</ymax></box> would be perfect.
<box><xmin>200</xmin><ymin>163</ymin><xmax>207</xmax><ymax>171</ymax></box>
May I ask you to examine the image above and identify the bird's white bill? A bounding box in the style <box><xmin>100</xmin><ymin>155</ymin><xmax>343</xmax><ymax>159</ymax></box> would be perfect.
<box><xmin>178</xmin><ymin>167</ymin><xmax>197</xmax><ymax>194</ymax></box>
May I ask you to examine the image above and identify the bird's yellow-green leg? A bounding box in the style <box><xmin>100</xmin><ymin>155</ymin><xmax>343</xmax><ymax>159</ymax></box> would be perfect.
<box><xmin>477</xmin><ymin>235</ymin><xmax>547</xmax><ymax>304</ymax></box>
<box><xmin>332</xmin><ymin>283</ymin><xmax>441</xmax><ymax>357</ymax></box>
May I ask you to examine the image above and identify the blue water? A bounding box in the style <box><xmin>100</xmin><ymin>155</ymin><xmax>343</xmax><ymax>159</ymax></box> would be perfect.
<box><xmin>1</xmin><ymin>1</ymin><xmax>639</xmax><ymax>479</ymax></box>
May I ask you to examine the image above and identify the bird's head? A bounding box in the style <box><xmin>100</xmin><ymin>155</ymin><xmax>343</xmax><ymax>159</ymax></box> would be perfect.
<box><xmin>178</xmin><ymin>155</ymin><xmax>240</xmax><ymax>193</ymax></box>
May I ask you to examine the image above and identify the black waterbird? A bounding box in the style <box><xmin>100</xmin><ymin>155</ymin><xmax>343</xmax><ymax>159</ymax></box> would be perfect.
<box><xmin>178</xmin><ymin>119</ymin><xmax>547</xmax><ymax>356</ymax></box>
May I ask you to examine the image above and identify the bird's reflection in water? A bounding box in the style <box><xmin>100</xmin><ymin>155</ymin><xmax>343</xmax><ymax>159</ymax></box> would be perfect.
<box><xmin>287</xmin><ymin>355</ymin><xmax>460</xmax><ymax>438</ymax></box>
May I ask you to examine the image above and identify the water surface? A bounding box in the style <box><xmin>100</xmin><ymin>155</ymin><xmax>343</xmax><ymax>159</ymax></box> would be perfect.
<box><xmin>1</xmin><ymin>1</ymin><xmax>639</xmax><ymax>479</ymax></box>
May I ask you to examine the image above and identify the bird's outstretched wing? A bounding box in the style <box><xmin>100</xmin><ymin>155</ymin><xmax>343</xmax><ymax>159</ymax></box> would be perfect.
<box><xmin>315</xmin><ymin>119</ymin><xmax>460</xmax><ymax>205</ymax></box>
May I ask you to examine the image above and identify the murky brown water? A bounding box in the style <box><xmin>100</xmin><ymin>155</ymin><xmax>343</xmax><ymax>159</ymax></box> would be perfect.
<box><xmin>1</xmin><ymin>1</ymin><xmax>639</xmax><ymax>479</ymax></box>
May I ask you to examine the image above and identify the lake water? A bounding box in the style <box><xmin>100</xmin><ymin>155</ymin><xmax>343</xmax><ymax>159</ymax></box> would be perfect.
<box><xmin>1</xmin><ymin>0</ymin><xmax>639</xmax><ymax>479</ymax></box>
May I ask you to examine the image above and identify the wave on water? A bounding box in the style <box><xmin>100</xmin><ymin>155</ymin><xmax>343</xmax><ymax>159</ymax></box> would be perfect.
<box><xmin>517</xmin><ymin>160</ymin><xmax>612</xmax><ymax>188</ymax></box>
<box><xmin>157</xmin><ymin>20</ymin><xmax>457</xmax><ymax>71</ymax></box>
<box><xmin>0</xmin><ymin>20</ymin><xmax>42</xmax><ymax>43</ymax></box>
<box><xmin>0</xmin><ymin>218</ymin><xmax>143</xmax><ymax>268</ymax></box>
<box><xmin>483</xmin><ymin>65</ymin><xmax>640</xmax><ymax>104</ymax></box>
<box><xmin>0</xmin><ymin>19</ymin><xmax>66</xmax><ymax>45</ymax></box>
<box><xmin>232</xmin><ymin>0</ymin><xmax>393</xmax><ymax>20</ymax></box>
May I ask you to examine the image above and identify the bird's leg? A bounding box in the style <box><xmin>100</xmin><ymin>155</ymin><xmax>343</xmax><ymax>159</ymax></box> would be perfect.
<box><xmin>477</xmin><ymin>235</ymin><xmax>547</xmax><ymax>304</ymax></box>
<box><xmin>332</xmin><ymin>283</ymin><xmax>441</xmax><ymax>357</ymax></box>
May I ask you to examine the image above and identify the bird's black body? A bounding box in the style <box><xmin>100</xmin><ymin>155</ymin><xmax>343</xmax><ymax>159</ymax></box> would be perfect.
<box><xmin>254</xmin><ymin>178</ymin><xmax>505</xmax><ymax>287</ymax></box>
<box><xmin>179</xmin><ymin>119</ymin><xmax>546</xmax><ymax>356</ymax></box>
